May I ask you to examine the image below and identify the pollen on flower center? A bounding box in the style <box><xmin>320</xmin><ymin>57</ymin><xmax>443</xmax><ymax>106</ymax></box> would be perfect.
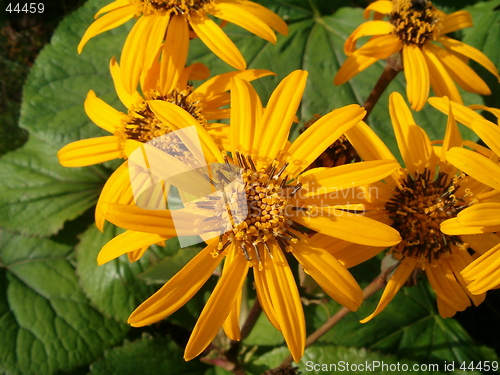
<box><xmin>134</xmin><ymin>0</ymin><xmax>213</xmax><ymax>15</ymax></box>
<box><xmin>196</xmin><ymin>152</ymin><xmax>305</xmax><ymax>268</ymax></box>
<box><xmin>390</xmin><ymin>0</ymin><xmax>442</xmax><ymax>46</ymax></box>
<box><xmin>386</xmin><ymin>169</ymin><xmax>472</xmax><ymax>266</ymax></box>
<box><xmin>117</xmin><ymin>86</ymin><xmax>205</xmax><ymax>144</ymax></box>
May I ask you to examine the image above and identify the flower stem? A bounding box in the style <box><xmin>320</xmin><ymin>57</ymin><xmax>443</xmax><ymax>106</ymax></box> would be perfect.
<box><xmin>280</xmin><ymin>274</ymin><xmax>386</xmax><ymax>367</ymax></box>
<box><xmin>363</xmin><ymin>64</ymin><xmax>401</xmax><ymax>120</ymax></box>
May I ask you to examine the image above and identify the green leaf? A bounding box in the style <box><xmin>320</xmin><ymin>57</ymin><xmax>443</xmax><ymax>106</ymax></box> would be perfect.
<box><xmin>0</xmin><ymin>138</ymin><xmax>107</xmax><ymax>236</ymax></box>
<box><xmin>89</xmin><ymin>336</ymin><xmax>209</xmax><ymax>375</ymax></box>
<box><xmin>77</xmin><ymin>224</ymin><xmax>169</xmax><ymax>321</ymax></box>
<box><xmin>314</xmin><ymin>282</ymin><xmax>497</xmax><ymax>366</ymax></box>
<box><xmin>0</xmin><ymin>230</ymin><xmax>127</xmax><ymax>375</ymax></box>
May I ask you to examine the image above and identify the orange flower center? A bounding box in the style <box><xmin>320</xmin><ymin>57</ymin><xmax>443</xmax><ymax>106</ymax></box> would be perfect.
<box><xmin>117</xmin><ymin>86</ymin><xmax>205</xmax><ymax>144</ymax></box>
<box><xmin>386</xmin><ymin>169</ymin><xmax>472</xmax><ymax>266</ymax></box>
<box><xmin>134</xmin><ymin>0</ymin><xmax>213</xmax><ymax>15</ymax></box>
<box><xmin>390</xmin><ymin>0</ymin><xmax>442</xmax><ymax>46</ymax></box>
<box><xmin>196</xmin><ymin>153</ymin><xmax>305</xmax><ymax>268</ymax></box>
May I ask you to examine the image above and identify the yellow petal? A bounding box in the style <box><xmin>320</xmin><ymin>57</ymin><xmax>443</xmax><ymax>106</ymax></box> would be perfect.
<box><xmin>300</xmin><ymin>160</ymin><xmax>399</xmax><ymax>197</ymax></box>
<box><xmin>310</xmin><ymin>233</ymin><xmax>384</xmax><ymax>269</ymax></box>
<box><xmin>425</xmin><ymin>260</ymin><xmax>470</xmax><ymax>313</ymax></box>
<box><xmin>426</xmin><ymin>44</ymin><xmax>490</xmax><ymax>95</ymax></box>
<box><xmin>84</xmin><ymin>90</ymin><xmax>126</xmax><ymax>133</ymax></box>
<box><xmin>282</xmin><ymin>104</ymin><xmax>366</xmax><ymax>176</ymax></box>
<box><xmin>95</xmin><ymin>161</ymin><xmax>134</xmax><ymax>231</ymax></box>
<box><xmin>127</xmin><ymin>246</ymin><xmax>149</xmax><ymax>262</ymax></box>
<box><xmin>470</xmin><ymin>118</ymin><xmax>500</xmax><ymax>157</ymax></box>
<box><xmin>441</xmin><ymin>11</ymin><xmax>473</xmax><ymax>34</ymax></box>
<box><xmin>456</xmin><ymin>203</ymin><xmax>500</xmax><ymax>227</ymax></box>
<box><xmin>184</xmin><ymin>250</ymin><xmax>249</xmax><ymax>360</ymax></box>
<box><xmin>228</xmin><ymin>0</ymin><xmax>288</xmax><ymax>35</ymax></box>
<box><xmin>101</xmin><ymin>203</ymin><xmax>204</xmax><ymax>237</ymax></box>
<box><xmin>128</xmin><ymin>241</ymin><xmax>223</xmax><ymax>327</ymax></box>
<box><xmin>363</xmin><ymin>1</ymin><xmax>392</xmax><ymax>19</ymax></box>
<box><xmin>77</xmin><ymin>5</ymin><xmax>135</xmax><ymax>53</ymax></box>
<box><xmin>436</xmin><ymin>296</ymin><xmax>458</xmax><ymax>318</ymax></box>
<box><xmin>292</xmin><ymin>238</ymin><xmax>363</xmax><ymax>311</ymax></box>
<box><xmin>254</xmin><ymin>266</ymin><xmax>281</xmax><ymax>331</ymax></box>
<box><xmin>57</xmin><ymin>136</ymin><xmax>122</xmax><ymax>167</ymax></box>
<box><xmin>293</xmin><ymin>209</ymin><xmax>401</xmax><ymax>247</ymax></box>
<box><xmin>361</xmin><ymin>258</ymin><xmax>417</xmax><ymax>322</ymax></box>
<box><xmin>356</xmin><ymin>34</ymin><xmax>403</xmax><ymax>59</ymax></box>
<box><xmin>109</xmin><ymin>58</ymin><xmax>142</xmax><ymax>109</ymax></box>
<box><xmin>421</xmin><ymin>47</ymin><xmax>462</xmax><ymax>104</ymax></box>
<box><xmin>344</xmin><ymin>21</ymin><xmax>394</xmax><ymax>55</ymax></box>
<box><xmin>209</xmin><ymin>1</ymin><xmax>277</xmax><ymax>44</ymax></box>
<box><xmin>402</xmin><ymin>45</ymin><xmax>429</xmax><ymax>111</ymax></box>
<box><xmin>446</xmin><ymin>147</ymin><xmax>500</xmax><ymax>192</ymax></box>
<box><xmin>264</xmin><ymin>242</ymin><xmax>305</xmax><ymax>363</ymax></box>
<box><xmin>428</xmin><ymin>96</ymin><xmax>481</xmax><ymax>127</ymax></box>
<box><xmin>469</xmin><ymin>105</ymin><xmax>500</xmax><ymax>124</ymax></box>
<box><xmin>255</xmin><ymin>70</ymin><xmax>307</xmax><ymax>165</ymax></box>
<box><xmin>121</xmin><ymin>14</ymin><xmax>170</xmax><ymax>94</ymax></box>
<box><xmin>438</xmin><ymin>36</ymin><xmax>500</xmax><ymax>82</ymax></box>
<box><xmin>334</xmin><ymin>54</ymin><xmax>379</xmax><ymax>85</ymax></box>
<box><xmin>189</xmin><ymin>10</ymin><xmax>246</xmax><ymax>70</ymax></box>
<box><xmin>97</xmin><ymin>230</ymin><xmax>167</xmax><ymax>265</ymax></box>
<box><xmin>345</xmin><ymin>121</ymin><xmax>397</xmax><ymax>161</ymax></box>
<box><xmin>462</xmin><ymin>243</ymin><xmax>500</xmax><ymax>294</ymax></box>
<box><xmin>441</xmin><ymin>217</ymin><xmax>497</xmax><ymax>235</ymax></box>
<box><xmin>158</xmin><ymin>14</ymin><xmax>189</xmax><ymax>94</ymax></box>
<box><xmin>440</xmin><ymin>97</ymin><xmax>462</xmax><ymax>162</ymax></box>
<box><xmin>389</xmin><ymin>92</ymin><xmax>432</xmax><ymax>172</ymax></box>
<box><xmin>195</xmin><ymin>69</ymin><xmax>274</xmax><ymax>98</ymax></box>
<box><xmin>230</xmin><ymin>77</ymin><xmax>262</xmax><ymax>156</ymax></box>
<box><xmin>222</xmin><ymin>288</ymin><xmax>242</xmax><ymax>341</ymax></box>
<box><xmin>446</xmin><ymin>252</ymin><xmax>485</xmax><ymax>307</ymax></box>
<box><xmin>148</xmin><ymin>100</ymin><xmax>223</xmax><ymax>163</ymax></box>
<box><xmin>94</xmin><ymin>0</ymin><xmax>130</xmax><ymax>18</ymax></box>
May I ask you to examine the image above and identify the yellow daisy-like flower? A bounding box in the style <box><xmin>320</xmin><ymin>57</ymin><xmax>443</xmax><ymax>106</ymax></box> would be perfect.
<box><xmin>428</xmin><ymin>97</ymin><xmax>500</xmax><ymax>295</ymax></box>
<box><xmin>57</xmin><ymin>57</ymin><xmax>273</xmax><ymax>230</ymax></box>
<box><xmin>345</xmin><ymin>92</ymin><xmax>496</xmax><ymax>320</ymax></box>
<box><xmin>334</xmin><ymin>0</ymin><xmax>500</xmax><ymax>111</ymax></box>
<box><xmin>98</xmin><ymin>70</ymin><xmax>401</xmax><ymax>361</ymax></box>
<box><xmin>78</xmin><ymin>0</ymin><xmax>288</xmax><ymax>93</ymax></box>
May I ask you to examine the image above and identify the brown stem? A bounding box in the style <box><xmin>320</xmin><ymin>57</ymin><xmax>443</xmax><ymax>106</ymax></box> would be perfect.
<box><xmin>280</xmin><ymin>274</ymin><xmax>387</xmax><ymax>367</ymax></box>
<box><xmin>363</xmin><ymin>64</ymin><xmax>401</xmax><ymax>121</ymax></box>
<box><xmin>240</xmin><ymin>299</ymin><xmax>263</xmax><ymax>341</ymax></box>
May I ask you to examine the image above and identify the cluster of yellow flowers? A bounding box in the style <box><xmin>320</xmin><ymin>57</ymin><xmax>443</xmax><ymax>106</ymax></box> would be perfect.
<box><xmin>58</xmin><ymin>0</ymin><xmax>500</xmax><ymax>363</ymax></box>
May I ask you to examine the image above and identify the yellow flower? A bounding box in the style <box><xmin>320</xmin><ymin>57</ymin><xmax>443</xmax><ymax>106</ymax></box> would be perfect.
<box><xmin>334</xmin><ymin>0</ymin><xmax>499</xmax><ymax>111</ymax></box>
<box><xmin>346</xmin><ymin>92</ymin><xmax>494</xmax><ymax>320</ymax></box>
<box><xmin>57</xmin><ymin>57</ymin><xmax>273</xmax><ymax>230</ymax></box>
<box><xmin>98</xmin><ymin>71</ymin><xmax>401</xmax><ymax>361</ymax></box>
<box><xmin>78</xmin><ymin>0</ymin><xmax>288</xmax><ymax>93</ymax></box>
<box><xmin>428</xmin><ymin>97</ymin><xmax>500</xmax><ymax>295</ymax></box>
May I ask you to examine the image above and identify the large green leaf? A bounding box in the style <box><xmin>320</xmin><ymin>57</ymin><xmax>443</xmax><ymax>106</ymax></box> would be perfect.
<box><xmin>0</xmin><ymin>230</ymin><xmax>127</xmax><ymax>375</ymax></box>
<box><xmin>77</xmin><ymin>225</ymin><xmax>167</xmax><ymax>321</ymax></box>
<box><xmin>0</xmin><ymin>138</ymin><xmax>106</xmax><ymax>236</ymax></box>
<box><xmin>89</xmin><ymin>336</ymin><xmax>209</xmax><ymax>375</ymax></box>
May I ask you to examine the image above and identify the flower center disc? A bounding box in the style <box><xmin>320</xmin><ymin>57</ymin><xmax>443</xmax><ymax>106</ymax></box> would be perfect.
<box><xmin>390</xmin><ymin>0</ymin><xmax>441</xmax><ymax>46</ymax></box>
<box><xmin>386</xmin><ymin>169</ymin><xmax>471</xmax><ymax>266</ymax></box>
<box><xmin>197</xmin><ymin>153</ymin><xmax>304</xmax><ymax>267</ymax></box>
<box><xmin>118</xmin><ymin>86</ymin><xmax>205</xmax><ymax>144</ymax></box>
<box><xmin>135</xmin><ymin>0</ymin><xmax>213</xmax><ymax>15</ymax></box>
